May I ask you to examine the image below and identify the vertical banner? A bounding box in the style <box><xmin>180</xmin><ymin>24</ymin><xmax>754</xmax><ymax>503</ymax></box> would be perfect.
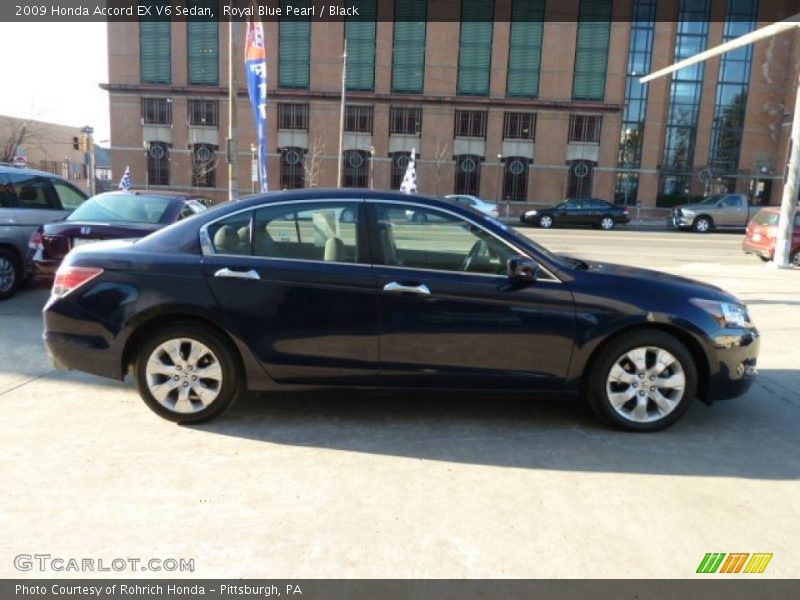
<box><xmin>245</xmin><ymin>17</ymin><xmax>268</xmax><ymax>193</ymax></box>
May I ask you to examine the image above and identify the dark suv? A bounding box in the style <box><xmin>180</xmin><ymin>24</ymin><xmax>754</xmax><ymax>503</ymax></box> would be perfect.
<box><xmin>0</xmin><ymin>165</ymin><xmax>88</xmax><ymax>299</ymax></box>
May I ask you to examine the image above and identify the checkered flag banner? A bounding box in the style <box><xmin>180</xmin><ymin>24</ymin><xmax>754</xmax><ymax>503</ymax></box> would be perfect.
<box><xmin>118</xmin><ymin>166</ymin><xmax>132</xmax><ymax>191</ymax></box>
<box><xmin>400</xmin><ymin>148</ymin><xmax>417</xmax><ymax>194</ymax></box>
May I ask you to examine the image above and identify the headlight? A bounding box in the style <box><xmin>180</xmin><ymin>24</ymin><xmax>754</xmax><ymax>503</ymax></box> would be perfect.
<box><xmin>681</xmin><ymin>209</ymin><xmax>694</xmax><ymax>217</ymax></box>
<box><xmin>525</xmin><ymin>210</ymin><xmax>538</xmax><ymax>216</ymax></box>
<box><xmin>690</xmin><ymin>298</ymin><xmax>752</xmax><ymax>328</ymax></box>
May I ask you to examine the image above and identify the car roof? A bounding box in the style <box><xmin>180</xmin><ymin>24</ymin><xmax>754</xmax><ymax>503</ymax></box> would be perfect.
<box><xmin>93</xmin><ymin>190</ymin><xmax>199</xmax><ymax>201</ymax></box>
<box><xmin>0</xmin><ymin>164</ymin><xmax>70</xmax><ymax>179</ymax></box>
<box><xmin>230</xmin><ymin>188</ymin><xmax>468</xmax><ymax>211</ymax></box>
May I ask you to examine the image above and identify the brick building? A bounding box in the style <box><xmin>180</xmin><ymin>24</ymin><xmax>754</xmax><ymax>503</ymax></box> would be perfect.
<box><xmin>103</xmin><ymin>0</ymin><xmax>800</xmax><ymax>206</ymax></box>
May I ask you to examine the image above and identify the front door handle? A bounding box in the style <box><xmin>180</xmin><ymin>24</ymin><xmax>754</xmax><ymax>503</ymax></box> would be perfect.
<box><xmin>214</xmin><ymin>268</ymin><xmax>260</xmax><ymax>281</ymax></box>
<box><xmin>383</xmin><ymin>281</ymin><xmax>431</xmax><ymax>295</ymax></box>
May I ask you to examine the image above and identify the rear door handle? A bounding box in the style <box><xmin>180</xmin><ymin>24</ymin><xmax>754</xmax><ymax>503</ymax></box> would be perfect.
<box><xmin>383</xmin><ymin>281</ymin><xmax>431</xmax><ymax>295</ymax></box>
<box><xmin>214</xmin><ymin>268</ymin><xmax>260</xmax><ymax>281</ymax></box>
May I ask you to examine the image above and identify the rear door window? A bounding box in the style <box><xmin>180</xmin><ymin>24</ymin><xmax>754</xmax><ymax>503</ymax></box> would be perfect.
<box><xmin>0</xmin><ymin>174</ymin><xmax>15</xmax><ymax>208</ymax></box>
<box><xmin>6</xmin><ymin>173</ymin><xmax>61</xmax><ymax>210</ymax></box>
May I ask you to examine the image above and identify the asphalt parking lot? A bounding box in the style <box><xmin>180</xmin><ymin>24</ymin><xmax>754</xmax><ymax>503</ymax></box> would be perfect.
<box><xmin>1</xmin><ymin>228</ymin><xmax>798</xmax><ymax>578</ymax></box>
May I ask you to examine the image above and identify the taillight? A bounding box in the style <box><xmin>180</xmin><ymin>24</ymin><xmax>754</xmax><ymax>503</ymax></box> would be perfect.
<box><xmin>52</xmin><ymin>266</ymin><xmax>103</xmax><ymax>298</ymax></box>
<box><xmin>28</xmin><ymin>230</ymin><xmax>43</xmax><ymax>251</ymax></box>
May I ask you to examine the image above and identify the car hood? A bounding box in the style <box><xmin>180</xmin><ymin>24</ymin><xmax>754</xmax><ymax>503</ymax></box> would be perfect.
<box><xmin>674</xmin><ymin>203</ymin><xmax>712</xmax><ymax>212</ymax></box>
<box><xmin>579</xmin><ymin>259</ymin><xmax>738</xmax><ymax>303</ymax></box>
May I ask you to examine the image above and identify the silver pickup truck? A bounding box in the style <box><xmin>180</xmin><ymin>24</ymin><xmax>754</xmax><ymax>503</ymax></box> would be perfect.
<box><xmin>668</xmin><ymin>193</ymin><xmax>758</xmax><ymax>233</ymax></box>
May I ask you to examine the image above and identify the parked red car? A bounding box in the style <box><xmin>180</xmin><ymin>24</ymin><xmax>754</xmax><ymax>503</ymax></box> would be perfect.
<box><xmin>742</xmin><ymin>207</ymin><xmax>800</xmax><ymax>267</ymax></box>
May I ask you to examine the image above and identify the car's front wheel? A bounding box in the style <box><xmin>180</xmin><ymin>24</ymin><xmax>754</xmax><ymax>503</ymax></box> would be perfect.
<box><xmin>538</xmin><ymin>215</ymin><xmax>554</xmax><ymax>228</ymax></box>
<box><xmin>0</xmin><ymin>249</ymin><xmax>21</xmax><ymax>301</ymax></box>
<box><xmin>693</xmin><ymin>216</ymin><xmax>713</xmax><ymax>233</ymax></box>
<box><xmin>134</xmin><ymin>323</ymin><xmax>242</xmax><ymax>423</ymax></box>
<box><xmin>587</xmin><ymin>330</ymin><xmax>697</xmax><ymax>432</ymax></box>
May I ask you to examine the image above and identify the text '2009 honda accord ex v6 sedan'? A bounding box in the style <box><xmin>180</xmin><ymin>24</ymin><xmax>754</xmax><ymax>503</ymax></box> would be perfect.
<box><xmin>42</xmin><ymin>190</ymin><xmax>759</xmax><ymax>432</ymax></box>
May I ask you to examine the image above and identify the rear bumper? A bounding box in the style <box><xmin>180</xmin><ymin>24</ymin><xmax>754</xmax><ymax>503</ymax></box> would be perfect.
<box><xmin>705</xmin><ymin>328</ymin><xmax>760</xmax><ymax>402</ymax></box>
<box><xmin>32</xmin><ymin>258</ymin><xmax>61</xmax><ymax>278</ymax></box>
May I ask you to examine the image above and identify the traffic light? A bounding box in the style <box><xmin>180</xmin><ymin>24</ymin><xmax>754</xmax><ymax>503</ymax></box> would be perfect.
<box><xmin>72</xmin><ymin>136</ymin><xmax>80</xmax><ymax>151</ymax></box>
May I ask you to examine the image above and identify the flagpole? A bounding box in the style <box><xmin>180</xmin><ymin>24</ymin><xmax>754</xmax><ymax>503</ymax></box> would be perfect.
<box><xmin>337</xmin><ymin>39</ymin><xmax>347</xmax><ymax>188</ymax></box>
<box><xmin>228</xmin><ymin>20</ymin><xmax>240</xmax><ymax>202</ymax></box>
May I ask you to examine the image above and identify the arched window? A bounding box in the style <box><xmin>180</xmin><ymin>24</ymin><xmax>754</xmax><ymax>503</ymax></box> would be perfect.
<box><xmin>454</xmin><ymin>154</ymin><xmax>481</xmax><ymax>195</ymax></box>
<box><xmin>147</xmin><ymin>142</ymin><xmax>170</xmax><ymax>186</ymax></box>
<box><xmin>343</xmin><ymin>150</ymin><xmax>370</xmax><ymax>188</ymax></box>
<box><xmin>502</xmin><ymin>157</ymin><xmax>529</xmax><ymax>201</ymax></box>
<box><xmin>280</xmin><ymin>147</ymin><xmax>305</xmax><ymax>189</ymax></box>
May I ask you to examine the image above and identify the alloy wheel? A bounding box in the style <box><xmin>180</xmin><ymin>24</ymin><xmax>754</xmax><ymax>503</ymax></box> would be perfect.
<box><xmin>792</xmin><ymin>251</ymin><xmax>800</xmax><ymax>268</ymax></box>
<box><xmin>694</xmin><ymin>218</ymin><xmax>711</xmax><ymax>233</ymax></box>
<box><xmin>605</xmin><ymin>346</ymin><xmax>686</xmax><ymax>424</ymax></box>
<box><xmin>600</xmin><ymin>217</ymin><xmax>614</xmax><ymax>230</ymax></box>
<box><xmin>0</xmin><ymin>257</ymin><xmax>14</xmax><ymax>293</ymax></box>
<box><xmin>539</xmin><ymin>215</ymin><xmax>553</xmax><ymax>228</ymax></box>
<box><xmin>145</xmin><ymin>338</ymin><xmax>224</xmax><ymax>414</ymax></box>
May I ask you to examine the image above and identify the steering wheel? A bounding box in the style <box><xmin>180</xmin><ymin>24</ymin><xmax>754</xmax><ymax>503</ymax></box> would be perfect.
<box><xmin>462</xmin><ymin>239</ymin><xmax>492</xmax><ymax>272</ymax></box>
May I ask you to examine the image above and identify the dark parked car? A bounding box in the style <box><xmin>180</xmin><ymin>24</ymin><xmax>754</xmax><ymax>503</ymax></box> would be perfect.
<box><xmin>29</xmin><ymin>190</ymin><xmax>209</xmax><ymax>277</ymax></box>
<box><xmin>0</xmin><ymin>165</ymin><xmax>88</xmax><ymax>299</ymax></box>
<box><xmin>520</xmin><ymin>198</ymin><xmax>630</xmax><ymax>230</ymax></box>
<box><xmin>43</xmin><ymin>190</ymin><xmax>758</xmax><ymax>432</ymax></box>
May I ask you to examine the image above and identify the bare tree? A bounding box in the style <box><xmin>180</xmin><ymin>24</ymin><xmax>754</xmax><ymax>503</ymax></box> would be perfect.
<box><xmin>190</xmin><ymin>144</ymin><xmax>219</xmax><ymax>190</ymax></box>
<box><xmin>0</xmin><ymin>116</ymin><xmax>54</xmax><ymax>163</ymax></box>
<box><xmin>304</xmin><ymin>133</ymin><xmax>325</xmax><ymax>189</ymax></box>
<box><xmin>428</xmin><ymin>137</ymin><xmax>451</xmax><ymax>197</ymax></box>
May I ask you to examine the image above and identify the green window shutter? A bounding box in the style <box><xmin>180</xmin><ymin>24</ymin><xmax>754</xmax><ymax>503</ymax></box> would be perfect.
<box><xmin>573</xmin><ymin>0</ymin><xmax>612</xmax><ymax>101</ymax></box>
<box><xmin>392</xmin><ymin>0</ymin><xmax>427</xmax><ymax>94</ymax></box>
<box><xmin>187</xmin><ymin>21</ymin><xmax>218</xmax><ymax>85</ymax></box>
<box><xmin>140</xmin><ymin>22</ymin><xmax>171</xmax><ymax>84</ymax></box>
<box><xmin>458</xmin><ymin>0</ymin><xmax>494</xmax><ymax>96</ymax></box>
<box><xmin>346</xmin><ymin>0</ymin><xmax>377</xmax><ymax>91</ymax></box>
<box><xmin>279</xmin><ymin>0</ymin><xmax>310</xmax><ymax>89</ymax></box>
<box><xmin>507</xmin><ymin>0</ymin><xmax>544</xmax><ymax>98</ymax></box>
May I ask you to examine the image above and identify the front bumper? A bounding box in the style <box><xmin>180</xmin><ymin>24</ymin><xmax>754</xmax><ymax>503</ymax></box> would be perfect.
<box><xmin>668</xmin><ymin>214</ymin><xmax>693</xmax><ymax>229</ymax></box>
<box><xmin>705</xmin><ymin>328</ymin><xmax>760</xmax><ymax>402</ymax></box>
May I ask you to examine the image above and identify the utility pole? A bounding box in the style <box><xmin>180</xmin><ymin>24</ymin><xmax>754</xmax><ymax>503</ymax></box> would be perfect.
<box><xmin>82</xmin><ymin>125</ymin><xmax>95</xmax><ymax>197</ymax></box>
<box><xmin>337</xmin><ymin>39</ymin><xmax>347</xmax><ymax>188</ymax></box>
<box><xmin>227</xmin><ymin>20</ymin><xmax>240</xmax><ymax>201</ymax></box>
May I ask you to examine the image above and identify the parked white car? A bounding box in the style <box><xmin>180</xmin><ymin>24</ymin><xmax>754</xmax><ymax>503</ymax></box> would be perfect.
<box><xmin>445</xmin><ymin>194</ymin><xmax>500</xmax><ymax>218</ymax></box>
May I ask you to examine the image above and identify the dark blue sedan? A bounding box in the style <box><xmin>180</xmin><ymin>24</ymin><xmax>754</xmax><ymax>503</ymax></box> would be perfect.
<box><xmin>42</xmin><ymin>190</ymin><xmax>759</xmax><ymax>431</ymax></box>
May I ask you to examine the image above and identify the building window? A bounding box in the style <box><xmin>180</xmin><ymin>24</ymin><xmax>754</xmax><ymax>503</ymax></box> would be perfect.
<box><xmin>279</xmin><ymin>0</ymin><xmax>311</xmax><ymax>89</ymax></box>
<box><xmin>187</xmin><ymin>15</ymin><xmax>219</xmax><ymax>85</ymax></box>
<box><xmin>280</xmin><ymin>147</ymin><xmax>305</xmax><ymax>189</ymax></box>
<box><xmin>709</xmin><ymin>0</ymin><xmax>758</xmax><ymax>175</ymax></box>
<box><xmin>457</xmin><ymin>0</ymin><xmax>494</xmax><ymax>96</ymax></box>
<box><xmin>191</xmin><ymin>144</ymin><xmax>216</xmax><ymax>188</ymax></box>
<box><xmin>572</xmin><ymin>0</ymin><xmax>612</xmax><ymax>101</ymax></box>
<box><xmin>147</xmin><ymin>142</ymin><xmax>170</xmax><ymax>186</ymax></box>
<box><xmin>188</xmin><ymin>100</ymin><xmax>218</xmax><ymax>126</ymax></box>
<box><xmin>503</xmin><ymin>157</ymin><xmax>529</xmax><ymax>201</ymax></box>
<box><xmin>568</xmin><ymin>115</ymin><xmax>601</xmax><ymax>142</ymax></box>
<box><xmin>345</xmin><ymin>105</ymin><xmax>374</xmax><ymax>133</ymax></box>
<box><xmin>278</xmin><ymin>104</ymin><xmax>309</xmax><ymax>130</ymax></box>
<box><xmin>567</xmin><ymin>160</ymin><xmax>594</xmax><ymax>198</ymax></box>
<box><xmin>343</xmin><ymin>150</ymin><xmax>370</xmax><ymax>188</ymax></box>
<box><xmin>140</xmin><ymin>21</ymin><xmax>171</xmax><ymax>84</ymax></box>
<box><xmin>389</xmin><ymin>107</ymin><xmax>422</xmax><ymax>135</ymax></box>
<box><xmin>454</xmin><ymin>154</ymin><xmax>481</xmax><ymax>195</ymax></box>
<box><xmin>390</xmin><ymin>151</ymin><xmax>414</xmax><ymax>190</ymax></box>
<box><xmin>615</xmin><ymin>0</ymin><xmax>656</xmax><ymax>205</ymax></box>
<box><xmin>142</xmin><ymin>98</ymin><xmax>172</xmax><ymax>125</ymax></box>
<box><xmin>662</xmin><ymin>0</ymin><xmax>711</xmax><ymax>185</ymax></box>
<box><xmin>454</xmin><ymin>110</ymin><xmax>487</xmax><ymax>138</ymax></box>
<box><xmin>392</xmin><ymin>0</ymin><xmax>427</xmax><ymax>93</ymax></box>
<box><xmin>345</xmin><ymin>0</ymin><xmax>377</xmax><ymax>91</ymax></box>
<box><xmin>503</xmin><ymin>112</ymin><xmax>535</xmax><ymax>140</ymax></box>
<box><xmin>507</xmin><ymin>0</ymin><xmax>544</xmax><ymax>98</ymax></box>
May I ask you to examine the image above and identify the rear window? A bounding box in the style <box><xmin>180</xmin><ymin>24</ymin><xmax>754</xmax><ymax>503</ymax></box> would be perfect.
<box><xmin>752</xmin><ymin>210</ymin><xmax>779</xmax><ymax>226</ymax></box>
<box><xmin>67</xmin><ymin>193</ymin><xmax>171</xmax><ymax>224</ymax></box>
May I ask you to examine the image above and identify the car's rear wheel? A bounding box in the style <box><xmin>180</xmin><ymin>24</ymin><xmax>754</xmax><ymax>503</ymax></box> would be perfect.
<box><xmin>538</xmin><ymin>215</ymin><xmax>553</xmax><ymax>228</ymax></box>
<box><xmin>600</xmin><ymin>215</ymin><xmax>615</xmax><ymax>230</ymax></box>
<box><xmin>587</xmin><ymin>330</ymin><xmax>697</xmax><ymax>432</ymax></box>
<box><xmin>0</xmin><ymin>249</ymin><xmax>21</xmax><ymax>301</ymax></box>
<box><xmin>792</xmin><ymin>250</ymin><xmax>800</xmax><ymax>268</ymax></box>
<box><xmin>693</xmin><ymin>216</ymin><xmax>712</xmax><ymax>233</ymax></box>
<box><xmin>134</xmin><ymin>323</ymin><xmax>242</xmax><ymax>423</ymax></box>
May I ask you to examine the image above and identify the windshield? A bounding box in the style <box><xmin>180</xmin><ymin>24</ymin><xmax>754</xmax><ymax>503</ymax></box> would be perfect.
<box><xmin>67</xmin><ymin>194</ymin><xmax>172</xmax><ymax>224</ymax></box>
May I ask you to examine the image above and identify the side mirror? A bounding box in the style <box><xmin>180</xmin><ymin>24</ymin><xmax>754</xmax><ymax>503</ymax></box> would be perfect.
<box><xmin>507</xmin><ymin>256</ymin><xmax>539</xmax><ymax>282</ymax></box>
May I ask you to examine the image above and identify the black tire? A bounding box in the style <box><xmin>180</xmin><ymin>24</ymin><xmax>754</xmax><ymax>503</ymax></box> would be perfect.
<box><xmin>586</xmin><ymin>330</ymin><xmax>697</xmax><ymax>432</ymax></box>
<box><xmin>538</xmin><ymin>215</ymin><xmax>554</xmax><ymax>229</ymax></box>
<box><xmin>134</xmin><ymin>322</ymin><xmax>243</xmax><ymax>424</ymax></box>
<box><xmin>792</xmin><ymin>250</ymin><xmax>800</xmax><ymax>268</ymax></box>
<box><xmin>758</xmin><ymin>255</ymin><xmax>770</xmax><ymax>262</ymax></box>
<box><xmin>0</xmin><ymin>248</ymin><xmax>21</xmax><ymax>301</ymax></box>
<box><xmin>692</xmin><ymin>216</ymin><xmax>713</xmax><ymax>233</ymax></box>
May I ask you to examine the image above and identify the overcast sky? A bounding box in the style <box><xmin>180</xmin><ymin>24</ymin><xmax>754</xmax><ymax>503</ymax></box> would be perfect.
<box><xmin>0</xmin><ymin>23</ymin><xmax>111</xmax><ymax>143</ymax></box>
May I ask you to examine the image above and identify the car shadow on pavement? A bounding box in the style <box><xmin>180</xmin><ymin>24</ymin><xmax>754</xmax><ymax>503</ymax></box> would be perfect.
<box><xmin>192</xmin><ymin>371</ymin><xmax>800</xmax><ymax>481</ymax></box>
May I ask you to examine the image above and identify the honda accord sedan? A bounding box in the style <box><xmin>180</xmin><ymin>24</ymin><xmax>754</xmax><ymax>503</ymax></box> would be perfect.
<box><xmin>43</xmin><ymin>190</ymin><xmax>759</xmax><ymax>431</ymax></box>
